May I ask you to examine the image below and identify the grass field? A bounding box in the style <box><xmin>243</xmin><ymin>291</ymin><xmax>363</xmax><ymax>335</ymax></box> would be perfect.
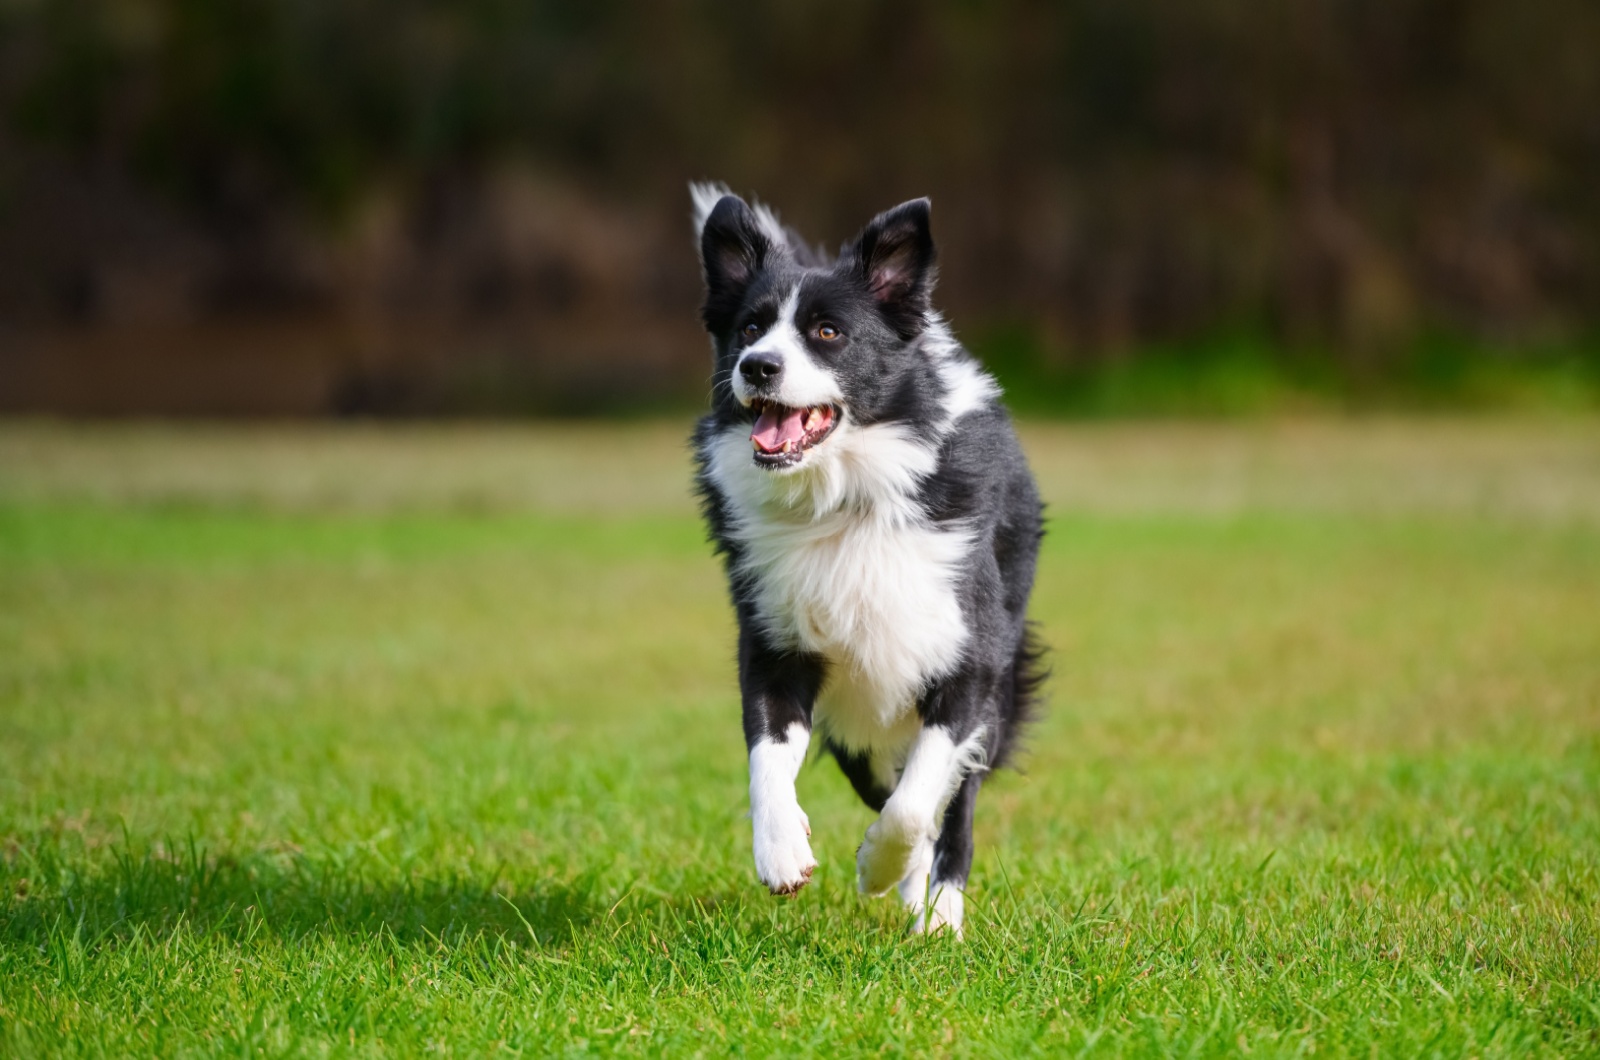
<box><xmin>2</xmin><ymin>418</ymin><xmax>1598</xmax><ymax>1056</ymax></box>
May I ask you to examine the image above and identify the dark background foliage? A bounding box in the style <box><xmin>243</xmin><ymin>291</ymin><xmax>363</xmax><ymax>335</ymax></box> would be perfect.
<box><xmin>2</xmin><ymin>0</ymin><xmax>1597</xmax><ymax>415</ymax></box>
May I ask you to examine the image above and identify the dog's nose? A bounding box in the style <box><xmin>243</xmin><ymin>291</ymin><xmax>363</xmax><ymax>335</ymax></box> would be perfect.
<box><xmin>739</xmin><ymin>352</ymin><xmax>783</xmax><ymax>385</ymax></box>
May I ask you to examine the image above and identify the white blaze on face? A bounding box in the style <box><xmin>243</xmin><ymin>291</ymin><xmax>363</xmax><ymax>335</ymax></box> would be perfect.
<box><xmin>748</xmin><ymin>721</ymin><xmax>817</xmax><ymax>894</ymax></box>
<box><xmin>732</xmin><ymin>285</ymin><xmax>844</xmax><ymax>411</ymax></box>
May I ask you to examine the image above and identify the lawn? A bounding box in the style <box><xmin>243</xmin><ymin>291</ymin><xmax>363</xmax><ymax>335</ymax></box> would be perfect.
<box><xmin>1</xmin><ymin>418</ymin><xmax>1598</xmax><ymax>1056</ymax></box>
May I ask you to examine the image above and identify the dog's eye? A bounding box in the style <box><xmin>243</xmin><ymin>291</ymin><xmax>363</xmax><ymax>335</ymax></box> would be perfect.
<box><xmin>817</xmin><ymin>324</ymin><xmax>841</xmax><ymax>340</ymax></box>
<box><xmin>741</xmin><ymin>322</ymin><xmax>761</xmax><ymax>340</ymax></box>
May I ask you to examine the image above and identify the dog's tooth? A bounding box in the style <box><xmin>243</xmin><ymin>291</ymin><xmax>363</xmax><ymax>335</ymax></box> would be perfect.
<box><xmin>781</xmin><ymin>440</ymin><xmax>792</xmax><ymax>453</ymax></box>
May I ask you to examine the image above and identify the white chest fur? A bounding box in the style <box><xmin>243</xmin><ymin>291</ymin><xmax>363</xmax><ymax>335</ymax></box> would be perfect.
<box><xmin>706</xmin><ymin>423</ymin><xmax>971</xmax><ymax>750</ymax></box>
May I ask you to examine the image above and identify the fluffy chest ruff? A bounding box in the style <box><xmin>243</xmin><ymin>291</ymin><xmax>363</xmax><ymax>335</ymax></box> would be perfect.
<box><xmin>704</xmin><ymin>421</ymin><xmax>971</xmax><ymax>749</ymax></box>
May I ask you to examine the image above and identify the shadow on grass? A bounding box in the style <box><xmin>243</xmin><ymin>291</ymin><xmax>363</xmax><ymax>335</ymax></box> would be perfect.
<box><xmin>0</xmin><ymin>839</ymin><xmax>601</xmax><ymax>949</ymax></box>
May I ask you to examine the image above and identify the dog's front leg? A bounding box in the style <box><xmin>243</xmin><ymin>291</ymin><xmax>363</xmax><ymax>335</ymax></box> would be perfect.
<box><xmin>740</xmin><ymin>627</ymin><xmax>824</xmax><ymax>895</ymax></box>
<box><xmin>748</xmin><ymin>723</ymin><xmax>814</xmax><ymax>895</ymax></box>
<box><xmin>856</xmin><ymin>723</ymin><xmax>974</xmax><ymax>897</ymax></box>
<box><xmin>856</xmin><ymin>680</ymin><xmax>989</xmax><ymax>936</ymax></box>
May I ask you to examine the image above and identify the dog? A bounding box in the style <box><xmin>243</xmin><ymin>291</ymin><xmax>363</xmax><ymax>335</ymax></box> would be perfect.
<box><xmin>689</xmin><ymin>184</ymin><xmax>1044</xmax><ymax>936</ymax></box>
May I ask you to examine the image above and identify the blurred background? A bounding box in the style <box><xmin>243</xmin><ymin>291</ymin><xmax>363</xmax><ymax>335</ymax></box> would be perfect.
<box><xmin>1</xmin><ymin>0</ymin><xmax>1598</xmax><ymax>418</ymax></box>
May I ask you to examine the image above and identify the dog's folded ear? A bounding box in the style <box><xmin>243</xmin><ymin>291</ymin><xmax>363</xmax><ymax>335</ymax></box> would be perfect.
<box><xmin>697</xmin><ymin>193</ymin><xmax>775</xmax><ymax>333</ymax></box>
<box><xmin>848</xmin><ymin>198</ymin><xmax>936</xmax><ymax>338</ymax></box>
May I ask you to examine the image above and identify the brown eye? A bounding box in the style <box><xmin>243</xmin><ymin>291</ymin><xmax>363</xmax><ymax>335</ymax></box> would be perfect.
<box><xmin>741</xmin><ymin>322</ymin><xmax>761</xmax><ymax>339</ymax></box>
<box><xmin>817</xmin><ymin>324</ymin><xmax>841</xmax><ymax>340</ymax></box>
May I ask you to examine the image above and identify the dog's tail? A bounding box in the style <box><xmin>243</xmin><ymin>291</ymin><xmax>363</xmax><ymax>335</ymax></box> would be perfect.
<box><xmin>991</xmin><ymin>622</ymin><xmax>1049</xmax><ymax>770</ymax></box>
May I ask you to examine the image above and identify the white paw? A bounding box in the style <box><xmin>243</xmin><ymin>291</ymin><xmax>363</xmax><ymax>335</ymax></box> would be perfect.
<box><xmin>753</xmin><ymin>802</ymin><xmax>816</xmax><ymax>896</ymax></box>
<box><xmin>856</xmin><ymin>812</ymin><xmax>933</xmax><ymax>897</ymax></box>
<box><xmin>910</xmin><ymin>883</ymin><xmax>965</xmax><ymax>939</ymax></box>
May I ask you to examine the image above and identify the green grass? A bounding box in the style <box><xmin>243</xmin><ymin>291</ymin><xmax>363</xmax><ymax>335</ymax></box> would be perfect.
<box><xmin>2</xmin><ymin>419</ymin><xmax>1598</xmax><ymax>1056</ymax></box>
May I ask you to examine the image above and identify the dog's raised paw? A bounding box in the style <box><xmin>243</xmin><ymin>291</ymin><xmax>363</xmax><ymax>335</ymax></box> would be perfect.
<box><xmin>856</xmin><ymin>815</ymin><xmax>929</xmax><ymax>897</ymax></box>
<box><xmin>768</xmin><ymin>862</ymin><xmax>815</xmax><ymax>897</ymax></box>
<box><xmin>754</xmin><ymin>803</ymin><xmax>817</xmax><ymax>896</ymax></box>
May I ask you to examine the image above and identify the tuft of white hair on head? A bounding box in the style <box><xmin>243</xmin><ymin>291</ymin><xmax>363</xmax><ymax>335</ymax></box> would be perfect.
<box><xmin>688</xmin><ymin>180</ymin><xmax>790</xmax><ymax>252</ymax></box>
<box><xmin>689</xmin><ymin>181</ymin><xmax>733</xmax><ymax>240</ymax></box>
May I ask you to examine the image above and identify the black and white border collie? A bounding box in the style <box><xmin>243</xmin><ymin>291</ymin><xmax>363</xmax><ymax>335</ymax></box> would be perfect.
<box><xmin>689</xmin><ymin>184</ymin><xmax>1045</xmax><ymax>936</ymax></box>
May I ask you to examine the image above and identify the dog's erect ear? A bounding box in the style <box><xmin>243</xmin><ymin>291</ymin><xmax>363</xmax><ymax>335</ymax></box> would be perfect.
<box><xmin>696</xmin><ymin>194</ymin><xmax>775</xmax><ymax>335</ymax></box>
<box><xmin>700</xmin><ymin>195</ymin><xmax>771</xmax><ymax>291</ymax></box>
<box><xmin>848</xmin><ymin>198</ymin><xmax>936</xmax><ymax>336</ymax></box>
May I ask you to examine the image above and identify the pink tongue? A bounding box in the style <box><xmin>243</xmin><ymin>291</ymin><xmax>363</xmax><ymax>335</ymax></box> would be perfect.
<box><xmin>752</xmin><ymin>406</ymin><xmax>808</xmax><ymax>452</ymax></box>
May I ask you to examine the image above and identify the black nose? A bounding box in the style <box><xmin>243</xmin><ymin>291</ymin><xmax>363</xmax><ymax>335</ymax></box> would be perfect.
<box><xmin>739</xmin><ymin>352</ymin><xmax>783</xmax><ymax>385</ymax></box>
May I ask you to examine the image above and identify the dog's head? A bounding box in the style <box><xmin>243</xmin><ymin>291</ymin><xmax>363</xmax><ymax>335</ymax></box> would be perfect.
<box><xmin>692</xmin><ymin>185</ymin><xmax>941</xmax><ymax>472</ymax></box>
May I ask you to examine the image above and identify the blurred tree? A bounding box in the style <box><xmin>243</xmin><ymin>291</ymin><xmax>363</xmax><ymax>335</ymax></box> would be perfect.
<box><xmin>1</xmin><ymin>0</ymin><xmax>1596</xmax><ymax>413</ymax></box>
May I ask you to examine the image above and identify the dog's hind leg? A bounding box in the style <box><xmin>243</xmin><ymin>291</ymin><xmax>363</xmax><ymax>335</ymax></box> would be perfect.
<box><xmin>911</xmin><ymin>771</ymin><xmax>980</xmax><ymax>937</ymax></box>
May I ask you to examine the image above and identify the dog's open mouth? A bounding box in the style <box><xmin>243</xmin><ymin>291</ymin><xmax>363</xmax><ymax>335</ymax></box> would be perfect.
<box><xmin>749</xmin><ymin>400</ymin><xmax>838</xmax><ymax>468</ymax></box>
